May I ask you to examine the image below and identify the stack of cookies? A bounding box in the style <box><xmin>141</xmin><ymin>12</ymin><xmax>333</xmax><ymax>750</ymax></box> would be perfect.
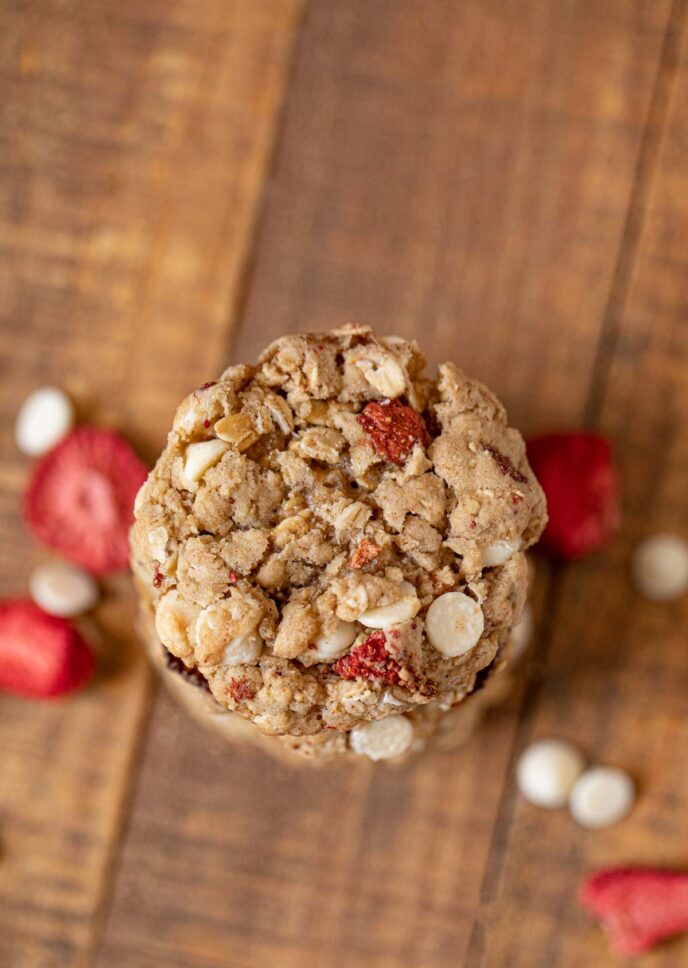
<box><xmin>130</xmin><ymin>327</ymin><xmax>546</xmax><ymax>763</ymax></box>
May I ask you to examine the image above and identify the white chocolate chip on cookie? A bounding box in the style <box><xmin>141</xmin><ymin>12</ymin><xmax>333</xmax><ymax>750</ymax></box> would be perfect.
<box><xmin>349</xmin><ymin>715</ymin><xmax>414</xmax><ymax>761</ymax></box>
<box><xmin>221</xmin><ymin>631</ymin><xmax>263</xmax><ymax>666</ymax></box>
<box><xmin>358</xmin><ymin>581</ymin><xmax>420</xmax><ymax>629</ymax></box>
<box><xmin>183</xmin><ymin>440</ymin><xmax>229</xmax><ymax>484</ymax></box>
<box><xmin>482</xmin><ymin>538</ymin><xmax>522</xmax><ymax>568</ymax></box>
<box><xmin>155</xmin><ymin>589</ymin><xmax>199</xmax><ymax>659</ymax></box>
<box><xmin>309</xmin><ymin>621</ymin><xmax>358</xmax><ymax>661</ymax></box>
<box><xmin>173</xmin><ymin>400</ymin><xmax>204</xmax><ymax>436</ymax></box>
<box><xmin>147</xmin><ymin>526</ymin><xmax>169</xmax><ymax>564</ymax></box>
<box><xmin>426</xmin><ymin>591</ymin><xmax>484</xmax><ymax>657</ymax></box>
<box><xmin>195</xmin><ymin>597</ymin><xmax>263</xmax><ymax>665</ymax></box>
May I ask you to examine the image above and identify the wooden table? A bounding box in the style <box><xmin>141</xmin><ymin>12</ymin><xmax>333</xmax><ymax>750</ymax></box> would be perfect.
<box><xmin>2</xmin><ymin>2</ymin><xmax>687</xmax><ymax>965</ymax></box>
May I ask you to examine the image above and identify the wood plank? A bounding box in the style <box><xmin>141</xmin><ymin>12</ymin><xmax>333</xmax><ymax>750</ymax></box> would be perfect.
<box><xmin>0</xmin><ymin>2</ymin><xmax>303</xmax><ymax>966</ymax></box>
<box><xmin>95</xmin><ymin>2</ymin><xmax>673</xmax><ymax>966</ymax></box>
<box><xmin>485</xmin><ymin>14</ymin><xmax>688</xmax><ymax>967</ymax></box>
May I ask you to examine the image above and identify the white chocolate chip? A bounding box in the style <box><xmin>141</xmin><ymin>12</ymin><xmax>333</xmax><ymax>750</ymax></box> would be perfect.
<box><xmin>15</xmin><ymin>387</ymin><xmax>74</xmax><ymax>456</ymax></box>
<box><xmin>309</xmin><ymin>621</ymin><xmax>357</xmax><ymax>661</ymax></box>
<box><xmin>155</xmin><ymin>589</ymin><xmax>198</xmax><ymax>657</ymax></box>
<box><xmin>510</xmin><ymin>603</ymin><xmax>534</xmax><ymax>660</ymax></box>
<box><xmin>425</xmin><ymin>591</ymin><xmax>484</xmax><ymax>658</ymax></box>
<box><xmin>134</xmin><ymin>480</ymin><xmax>152</xmax><ymax>515</ymax></box>
<box><xmin>221</xmin><ymin>631</ymin><xmax>263</xmax><ymax>666</ymax></box>
<box><xmin>568</xmin><ymin>766</ymin><xmax>635</xmax><ymax>829</ymax></box>
<box><xmin>632</xmin><ymin>533</ymin><xmax>688</xmax><ymax>601</ymax></box>
<box><xmin>29</xmin><ymin>561</ymin><xmax>98</xmax><ymax>617</ymax></box>
<box><xmin>355</xmin><ymin>358</ymin><xmax>406</xmax><ymax>398</ymax></box>
<box><xmin>358</xmin><ymin>581</ymin><xmax>420</xmax><ymax>629</ymax></box>
<box><xmin>482</xmin><ymin>538</ymin><xmax>522</xmax><ymax>568</ymax></box>
<box><xmin>382</xmin><ymin>691</ymin><xmax>405</xmax><ymax>707</ymax></box>
<box><xmin>173</xmin><ymin>401</ymin><xmax>204</xmax><ymax>436</ymax></box>
<box><xmin>147</xmin><ymin>526</ymin><xmax>169</xmax><ymax>563</ymax></box>
<box><xmin>339</xmin><ymin>585</ymin><xmax>370</xmax><ymax>618</ymax></box>
<box><xmin>349</xmin><ymin>715</ymin><xmax>414</xmax><ymax>761</ymax></box>
<box><xmin>516</xmin><ymin>738</ymin><xmax>585</xmax><ymax>809</ymax></box>
<box><xmin>183</xmin><ymin>439</ymin><xmax>229</xmax><ymax>484</ymax></box>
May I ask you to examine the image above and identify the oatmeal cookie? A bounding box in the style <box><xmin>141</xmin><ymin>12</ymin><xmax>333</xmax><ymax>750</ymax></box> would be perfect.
<box><xmin>131</xmin><ymin>326</ymin><xmax>546</xmax><ymax>742</ymax></box>
<box><xmin>137</xmin><ymin>583</ymin><xmax>524</xmax><ymax>764</ymax></box>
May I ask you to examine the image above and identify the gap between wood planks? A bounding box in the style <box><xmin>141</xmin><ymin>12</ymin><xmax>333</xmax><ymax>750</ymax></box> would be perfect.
<box><xmin>82</xmin><ymin>6</ymin><xmax>312</xmax><ymax>967</ymax></box>
<box><xmin>464</xmin><ymin>2</ymin><xmax>688</xmax><ymax>964</ymax></box>
<box><xmin>584</xmin><ymin>0</ymin><xmax>688</xmax><ymax>429</ymax></box>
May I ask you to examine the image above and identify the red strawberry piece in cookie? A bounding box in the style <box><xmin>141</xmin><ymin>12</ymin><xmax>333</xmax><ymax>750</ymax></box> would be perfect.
<box><xmin>333</xmin><ymin>630</ymin><xmax>405</xmax><ymax>685</ymax></box>
<box><xmin>580</xmin><ymin>868</ymin><xmax>688</xmax><ymax>956</ymax></box>
<box><xmin>527</xmin><ymin>432</ymin><xmax>619</xmax><ymax>559</ymax></box>
<box><xmin>0</xmin><ymin>599</ymin><xmax>94</xmax><ymax>699</ymax></box>
<box><xmin>25</xmin><ymin>427</ymin><xmax>147</xmax><ymax>575</ymax></box>
<box><xmin>228</xmin><ymin>678</ymin><xmax>255</xmax><ymax>703</ymax></box>
<box><xmin>357</xmin><ymin>399</ymin><xmax>430</xmax><ymax>465</ymax></box>
<box><xmin>483</xmin><ymin>443</ymin><xmax>528</xmax><ymax>484</ymax></box>
<box><xmin>349</xmin><ymin>539</ymin><xmax>381</xmax><ymax>569</ymax></box>
<box><xmin>332</xmin><ymin>628</ymin><xmax>433</xmax><ymax>694</ymax></box>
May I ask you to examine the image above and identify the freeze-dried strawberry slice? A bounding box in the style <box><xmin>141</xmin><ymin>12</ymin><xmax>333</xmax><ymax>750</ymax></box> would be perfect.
<box><xmin>228</xmin><ymin>678</ymin><xmax>255</xmax><ymax>703</ymax></box>
<box><xmin>332</xmin><ymin>630</ymin><xmax>404</xmax><ymax>685</ymax></box>
<box><xmin>483</xmin><ymin>444</ymin><xmax>528</xmax><ymax>484</ymax></box>
<box><xmin>580</xmin><ymin>868</ymin><xmax>688</xmax><ymax>955</ymax></box>
<box><xmin>0</xmin><ymin>599</ymin><xmax>94</xmax><ymax>699</ymax></box>
<box><xmin>526</xmin><ymin>432</ymin><xmax>619</xmax><ymax>559</ymax></box>
<box><xmin>357</xmin><ymin>399</ymin><xmax>429</xmax><ymax>464</ymax></box>
<box><xmin>349</xmin><ymin>540</ymin><xmax>381</xmax><ymax>569</ymax></box>
<box><xmin>24</xmin><ymin>427</ymin><xmax>147</xmax><ymax>575</ymax></box>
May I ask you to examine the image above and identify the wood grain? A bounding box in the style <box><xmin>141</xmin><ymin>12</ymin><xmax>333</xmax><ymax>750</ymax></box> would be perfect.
<box><xmin>485</xmin><ymin>13</ymin><xmax>688</xmax><ymax>966</ymax></box>
<box><xmin>0</xmin><ymin>2</ymin><xmax>303</xmax><ymax>966</ymax></box>
<box><xmin>92</xmin><ymin>3</ymin><xmax>679</xmax><ymax>967</ymax></box>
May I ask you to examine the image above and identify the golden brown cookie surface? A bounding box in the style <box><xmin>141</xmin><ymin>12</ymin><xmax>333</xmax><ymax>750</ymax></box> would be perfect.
<box><xmin>131</xmin><ymin>326</ymin><xmax>546</xmax><ymax>738</ymax></box>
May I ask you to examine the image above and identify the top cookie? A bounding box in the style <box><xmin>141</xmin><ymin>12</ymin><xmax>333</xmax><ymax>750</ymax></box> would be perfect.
<box><xmin>131</xmin><ymin>326</ymin><xmax>546</xmax><ymax>736</ymax></box>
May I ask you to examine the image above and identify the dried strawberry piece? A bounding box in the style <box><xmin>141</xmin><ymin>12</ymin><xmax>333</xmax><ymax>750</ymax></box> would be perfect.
<box><xmin>350</xmin><ymin>540</ymin><xmax>381</xmax><ymax>569</ymax></box>
<box><xmin>332</xmin><ymin>630</ymin><xmax>404</xmax><ymax>685</ymax></box>
<box><xmin>527</xmin><ymin>432</ymin><xmax>619</xmax><ymax>559</ymax></box>
<box><xmin>0</xmin><ymin>599</ymin><xmax>94</xmax><ymax>699</ymax></box>
<box><xmin>24</xmin><ymin>427</ymin><xmax>147</xmax><ymax>575</ymax></box>
<box><xmin>580</xmin><ymin>868</ymin><xmax>688</xmax><ymax>955</ymax></box>
<box><xmin>228</xmin><ymin>678</ymin><xmax>255</xmax><ymax>703</ymax></box>
<box><xmin>357</xmin><ymin>399</ymin><xmax>429</xmax><ymax>465</ymax></box>
<box><xmin>483</xmin><ymin>444</ymin><xmax>528</xmax><ymax>484</ymax></box>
